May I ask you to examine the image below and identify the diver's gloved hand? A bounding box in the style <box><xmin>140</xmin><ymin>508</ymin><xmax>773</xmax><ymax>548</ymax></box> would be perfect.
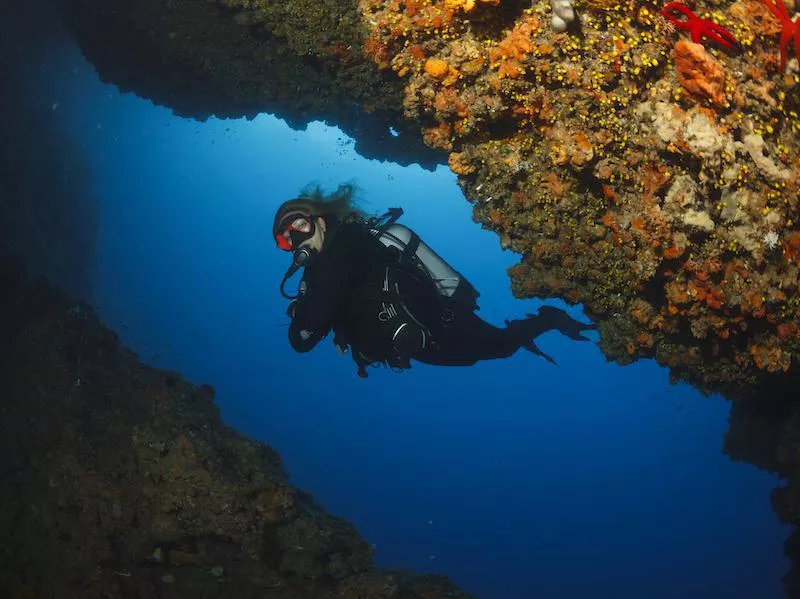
<box><xmin>286</xmin><ymin>300</ymin><xmax>297</xmax><ymax>318</ymax></box>
<box><xmin>333</xmin><ymin>332</ymin><xmax>349</xmax><ymax>355</ymax></box>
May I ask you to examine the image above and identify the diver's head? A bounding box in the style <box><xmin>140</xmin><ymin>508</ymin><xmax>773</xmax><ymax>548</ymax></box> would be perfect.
<box><xmin>274</xmin><ymin>209</ymin><xmax>327</xmax><ymax>254</ymax></box>
<box><xmin>274</xmin><ymin>184</ymin><xmax>363</xmax><ymax>252</ymax></box>
<box><xmin>273</xmin><ymin>198</ymin><xmax>330</xmax><ymax>253</ymax></box>
<box><xmin>274</xmin><ymin>198</ymin><xmax>333</xmax><ymax>299</ymax></box>
<box><xmin>273</xmin><ymin>185</ymin><xmax>366</xmax><ymax>300</ymax></box>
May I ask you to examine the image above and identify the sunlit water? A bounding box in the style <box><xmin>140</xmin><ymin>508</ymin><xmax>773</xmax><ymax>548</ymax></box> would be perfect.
<box><xmin>8</xmin><ymin>9</ymin><xmax>791</xmax><ymax>598</ymax></box>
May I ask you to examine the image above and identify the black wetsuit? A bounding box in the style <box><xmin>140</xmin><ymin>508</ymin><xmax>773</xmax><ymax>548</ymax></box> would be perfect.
<box><xmin>288</xmin><ymin>221</ymin><xmax>594</xmax><ymax>376</ymax></box>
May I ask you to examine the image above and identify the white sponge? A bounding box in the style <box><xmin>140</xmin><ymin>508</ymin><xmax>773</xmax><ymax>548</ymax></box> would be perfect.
<box><xmin>551</xmin><ymin>0</ymin><xmax>575</xmax><ymax>32</ymax></box>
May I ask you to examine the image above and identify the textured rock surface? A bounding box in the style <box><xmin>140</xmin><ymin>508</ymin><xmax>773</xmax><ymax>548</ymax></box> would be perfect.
<box><xmin>355</xmin><ymin>0</ymin><xmax>800</xmax><ymax>399</ymax></box>
<box><xmin>54</xmin><ymin>0</ymin><xmax>444</xmax><ymax>169</ymax></box>
<box><xmin>0</xmin><ymin>252</ymin><xmax>471</xmax><ymax>599</ymax></box>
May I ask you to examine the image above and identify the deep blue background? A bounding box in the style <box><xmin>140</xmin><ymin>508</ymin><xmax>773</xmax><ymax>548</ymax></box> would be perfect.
<box><xmin>10</xmin><ymin>7</ymin><xmax>791</xmax><ymax>598</ymax></box>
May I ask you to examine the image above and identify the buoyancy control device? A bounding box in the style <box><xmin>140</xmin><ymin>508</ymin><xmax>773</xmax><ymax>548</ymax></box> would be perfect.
<box><xmin>368</xmin><ymin>208</ymin><xmax>480</xmax><ymax>314</ymax></box>
<box><xmin>343</xmin><ymin>208</ymin><xmax>481</xmax><ymax>375</ymax></box>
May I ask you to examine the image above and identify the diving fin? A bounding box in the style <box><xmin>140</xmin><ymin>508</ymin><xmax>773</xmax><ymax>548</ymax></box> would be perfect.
<box><xmin>523</xmin><ymin>339</ymin><xmax>559</xmax><ymax>366</ymax></box>
<box><xmin>505</xmin><ymin>306</ymin><xmax>596</xmax><ymax>366</ymax></box>
<box><xmin>531</xmin><ymin>305</ymin><xmax>597</xmax><ymax>341</ymax></box>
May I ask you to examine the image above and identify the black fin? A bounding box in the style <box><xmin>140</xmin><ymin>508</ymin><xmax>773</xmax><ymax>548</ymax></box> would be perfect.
<box><xmin>529</xmin><ymin>306</ymin><xmax>596</xmax><ymax>341</ymax></box>
<box><xmin>523</xmin><ymin>340</ymin><xmax>558</xmax><ymax>366</ymax></box>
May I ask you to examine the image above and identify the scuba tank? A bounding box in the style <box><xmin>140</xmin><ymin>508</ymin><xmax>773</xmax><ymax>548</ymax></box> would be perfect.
<box><xmin>368</xmin><ymin>208</ymin><xmax>480</xmax><ymax>313</ymax></box>
<box><xmin>337</xmin><ymin>207</ymin><xmax>482</xmax><ymax>376</ymax></box>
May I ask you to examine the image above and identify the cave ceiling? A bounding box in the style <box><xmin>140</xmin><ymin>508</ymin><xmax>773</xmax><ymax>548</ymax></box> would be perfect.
<box><xmin>55</xmin><ymin>0</ymin><xmax>800</xmax><ymax>399</ymax></box>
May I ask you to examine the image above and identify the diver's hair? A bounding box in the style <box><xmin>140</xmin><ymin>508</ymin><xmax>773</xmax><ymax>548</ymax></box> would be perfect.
<box><xmin>273</xmin><ymin>183</ymin><xmax>372</xmax><ymax>237</ymax></box>
<box><xmin>297</xmin><ymin>183</ymin><xmax>371</xmax><ymax>222</ymax></box>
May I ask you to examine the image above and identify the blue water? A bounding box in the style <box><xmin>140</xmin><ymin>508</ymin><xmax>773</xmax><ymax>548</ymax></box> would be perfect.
<box><xmin>13</xmin><ymin>8</ymin><xmax>791</xmax><ymax>599</ymax></box>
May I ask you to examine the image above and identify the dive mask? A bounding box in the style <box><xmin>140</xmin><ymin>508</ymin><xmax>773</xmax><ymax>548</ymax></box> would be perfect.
<box><xmin>275</xmin><ymin>214</ymin><xmax>315</xmax><ymax>251</ymax></box>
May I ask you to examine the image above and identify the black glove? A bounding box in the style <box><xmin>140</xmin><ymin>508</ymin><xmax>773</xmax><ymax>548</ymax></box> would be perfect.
<box><xmin>286</xmin><ymin>300</ymin><xmax>297</xmax><ymax>318</ymax></box>
<box><xmin>333</xmin><ymin>332</ymin><xmax>350</xmax><ymax>355</ymax></box>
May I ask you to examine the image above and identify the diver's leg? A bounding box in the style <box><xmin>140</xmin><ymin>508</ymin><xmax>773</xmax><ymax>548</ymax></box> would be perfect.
<box><xmin>417</xmin><ymin>306</ymin><xmax>594</xmax><ymax>367</ymax></box>
<box><xmin>416</xmin><ymin>313</ymin><xmax>525</xmax><ymax>366</ymax></box>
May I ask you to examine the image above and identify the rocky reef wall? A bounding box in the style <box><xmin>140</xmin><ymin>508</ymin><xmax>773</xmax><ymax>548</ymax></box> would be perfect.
<box><xmin>355</xmin><ymin>0</ymin><xmax>800</xmax><ymax>399</ymax></box>
<box><xmin>0</xmin><ymin>1</ymin><xmax>98</xmax><ymax>301</ymax></box>
<box><xmin>725</xmin><ymin>395</ymin><xmax>800</xmax><ymax>597</ymax></box>
<box><xmin>54</xmin><ymin>0</ymin><xmax>444</xmax><ymax>168</ymax></box>
<box><xmin>0</xmin><ymin>251</ymin><xmax>471</xmax><ymax>599</ymax></box>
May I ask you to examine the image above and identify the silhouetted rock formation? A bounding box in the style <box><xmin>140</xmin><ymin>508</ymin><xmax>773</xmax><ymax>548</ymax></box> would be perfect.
<box><xmin>53</xmin><ymin>0</ymin><xmax>444</xmax><ymax>169</ymax></box>
<box><xmin>0</xmin><ymin>252</ymin><xmax>471</xmax><ymax>599</ymax></box>
<box><xmin>725</xmin><ymin>396</ymin><xmax>800</xmax><ymax>598</ymax></box>
<box><xmin>0</xmin><ymin>1</ymin><xmax>97</xmax><ymax>302</ymax></box>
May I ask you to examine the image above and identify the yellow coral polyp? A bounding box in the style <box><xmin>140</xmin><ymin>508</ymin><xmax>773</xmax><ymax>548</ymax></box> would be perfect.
<box><xmin>445</xmin><ymin>0</ymin><xmax>476</xmax><ymax>11</ymax></box>
<box><xmin>444</xmin><ymin>0</ymin><xmax>475</xmax><ymax>12</ymax></box>
<box><xmin>444</xmin><ymin>0</ymin><xmax>498</xmax><ymax>12</ymax></box>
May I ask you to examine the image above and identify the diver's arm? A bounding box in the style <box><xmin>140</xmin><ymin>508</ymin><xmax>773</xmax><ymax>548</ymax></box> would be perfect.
<box><xmin>286</xmin><ymin>229</ymin><xmax>366</xmax><ymax>353</ymax></box>
<box><xmin>287</xmin><ymin>275</ymin><xmax>334</xmax><ymax>352</ymax></box>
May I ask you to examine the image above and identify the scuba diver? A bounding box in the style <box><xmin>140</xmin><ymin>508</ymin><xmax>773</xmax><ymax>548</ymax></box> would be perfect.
<box><xmin>274</xmin><ymin>184</ymin><xmax>595</xmax><ymax>378</ymax></box>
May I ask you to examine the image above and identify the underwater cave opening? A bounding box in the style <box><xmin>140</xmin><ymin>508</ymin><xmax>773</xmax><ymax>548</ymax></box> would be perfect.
<box><xmin>0</xmin><ymin>2</ymin><xmax>794</xmax><ymax>598</ymax></box>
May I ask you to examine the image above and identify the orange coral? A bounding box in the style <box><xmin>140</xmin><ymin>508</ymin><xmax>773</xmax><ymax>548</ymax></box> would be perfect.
<box><xmin>433</xmin><ymin>88</ymin><xmax>468</xmax><ymax>117</ymax></box>
<box><xmin>445</xmin><ymin>0</ymin><xmax>476</xmax><ymax>11</ymax></box>
<box><xmin>448</xmin><ymin>152</ymin><xmax>476</xmax><ymax>174</ymax></box>
<box><xmin>777</xmin><ymin>321</ymin><xmax>800</xmax><ymax>341</ymax></box>
<box><xmin>423</xmin><ymin>58</ymin><xmax>459</xmax><ymax>85</ymax></box>
<box><xmin>425</xmin><ymin>58</ymin><xmax>450</xmax><ymax>79</ymax></box>
<box><xmin>750</xmin><ymin>343</ymin><xmax>792</xmax><ymax>372</ymax></box>
<box><xmin>673</xmin><ymin>40</ymin><xmax>727</xmax><ymax>107</ymax></box>
<box><xmin>362</xmin><ymin>32</ymin><xmax>391</xmax><ymax>69</ymax></box>
<box><xmin>489</xmin><ymin>15</ymin><xmax>540</xmax><ymax>78</ymax></box>
<box><xmin>408</xmin><ymin>45</ymin><xmax>426</xmax><ymax>61</ymax></box>
<box><xmin>784</xmin><ymin>231</ymin><xmax>800</xmax><ymax>264</ymax></box>
<box><xmin>422</xmin><ymin>123</ymin><xmax>453</xmax><ymax>150</ymax></box>
<box><xmin>498</xmin><ymin>60</ymin><xmax>525</xmax><ymax>78</ymax></box>
<box><xmin>730</xmin><ymin>0</ymin><xmax>782</xmax><ymax>37</ymax></box>
<box><xmin>541</xmin><ymin>172</ymin><xmax>571</xmax><ymax>199</ymax></box>
<box><xmin>445</xmin><ymin>0</ymin><xmax>500</xmax><ymax>12</ymax></box>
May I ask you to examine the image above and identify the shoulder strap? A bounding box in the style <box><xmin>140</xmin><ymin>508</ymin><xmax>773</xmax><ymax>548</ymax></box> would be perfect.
<box><xmin>367</xmin><ymin>207</ymin><xmax>404</xmax><ymax>234</ymax></box>
<box><xmin>401</xmin><ymin>230</ymin><xmax>420</xmax><ymax>263</ymax></box>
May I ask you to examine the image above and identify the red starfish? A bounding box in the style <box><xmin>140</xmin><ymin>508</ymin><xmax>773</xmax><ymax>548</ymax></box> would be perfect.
<box><xmin>660</xmin><ymin>2</ymin><xmax>740</xmax><ymax>49</ymax></box>
<box><xmin>762</xmin><ymin>0</ymin><xmax>800</xmax><ymax>73</ymax></box>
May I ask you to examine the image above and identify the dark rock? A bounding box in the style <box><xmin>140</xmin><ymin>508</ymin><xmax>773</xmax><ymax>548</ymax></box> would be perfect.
<box><xmin>0</xmin><ymin>252</ymin><xmax>472</xmax><ymax>599</ymax></box>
